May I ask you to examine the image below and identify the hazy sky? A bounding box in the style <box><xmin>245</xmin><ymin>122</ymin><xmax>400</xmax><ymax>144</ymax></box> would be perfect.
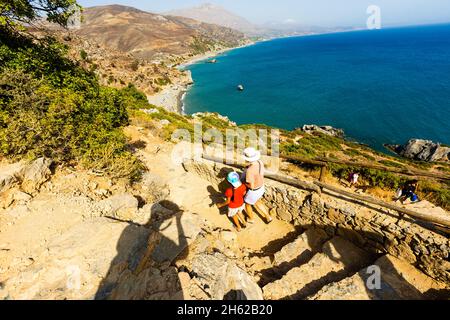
<box><xmin>78</xmin><ymin>0</ymin><xmax>450</xmax><ymax>27</ymax></box>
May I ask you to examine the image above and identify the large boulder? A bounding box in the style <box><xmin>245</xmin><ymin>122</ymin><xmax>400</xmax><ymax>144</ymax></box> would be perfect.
<box><xmin>302</xmin><ymin>125</ymin><xmax>344</xmax><ymax>138</ymax></box>
<box><xmin>182</xmin><ymin>159</ymin><xmax>228</xmax><ymax>186</ymax></box>
<box><xmin>97</xmin><ymin>193</ymin><xmax>139</xmax><ymax>221</ymax></box>
<box><xmin>387</xmin><ymin>139</ymin><xmax>450</xmax><ymax>162</ymax></box>
<box><xmin>0</xmin><ymin>172</ymin><xmax>18</xmax><ymax>193</ymax></box>
<box><xmin>109</xmin><ymin>266</ymin><xmax>183</xmax><ymax>300</ymax></box>
<box><xmin>150</xmin><ymin>211</ymin><xmax>203</xmax><ymax>264</ymax></box>
<box><xmin>20</xmin><ymin>158</ymin><xmax>53</xmax><ymax>193</ymax></box>
<box><xmin>309</xmin><ymin>254</ymin><xmax>448</xmax><ymax>300</ymax></box>
<box><xmin>0</xmin><ymin>158</ymin><xmax>52</xmax><ymax>194</ymax></box>
<box><xmin>190</xmin><ymin>252</ymin><xmax>263</xmax><ymax>300</ymax></box>
<box><xmin>138</xmin><ymin>172</ymin><xmax>170</xmax><ymax>202</ymax></box>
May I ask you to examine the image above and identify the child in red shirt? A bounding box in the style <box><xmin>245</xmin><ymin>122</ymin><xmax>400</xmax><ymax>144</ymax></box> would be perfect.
<box><xmin>216</xmin><ymin>172</ymin><xmax>247</xmax><ymax>232</ymax></box>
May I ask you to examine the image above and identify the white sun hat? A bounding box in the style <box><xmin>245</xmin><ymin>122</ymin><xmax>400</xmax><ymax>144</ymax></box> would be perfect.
<box><xmin>243</xmin><ymin>147</ymin><xmax>261</xmax><ymax>163</ymax></box>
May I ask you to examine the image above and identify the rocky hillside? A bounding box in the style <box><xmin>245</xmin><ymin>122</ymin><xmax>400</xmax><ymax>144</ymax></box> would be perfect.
<box><xmin>1</xmin><ymin>124</ymin><xmax>448</xmax><ymax>300</ymax></box>
<box><xmin>76</xmin><ymin>5</ymin><xmax>248</xmax><ymax>61</ymax></box>
<box><xmin>28</xmin><ymin>4</ymin><xmax>248</xmax><ymax>96</ymax></box>
<box><xmin>25</xmin><ymin>30</ymin><xmax>190</xmax><ymax>96</ymax></box>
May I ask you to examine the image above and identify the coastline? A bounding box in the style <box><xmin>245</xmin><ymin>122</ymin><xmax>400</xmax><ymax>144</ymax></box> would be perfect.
<box><xmin>147</xmin><ymin>81</ymin><xmax>192</xmax><ymax>114</ymax></box>
<box><xmin>147</xmin><ymin>41</ymin><xmax>256</xmax><ymax>114</ymax></box>
<box><xmin>178</xmin><ymin>42</ymin><xmax>255</xmax><ymax>69</ymax></box>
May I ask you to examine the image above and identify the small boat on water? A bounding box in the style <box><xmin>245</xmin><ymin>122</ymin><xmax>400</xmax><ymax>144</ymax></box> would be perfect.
<box><xmin>237</xmin><ymin>85</ymin><xmax>244</xmax><ymax>91</ymax></box>
<box><xmin>208</xmin><ymin>59</ymin><xmax>217</xmax><ymax>64</ymax></box>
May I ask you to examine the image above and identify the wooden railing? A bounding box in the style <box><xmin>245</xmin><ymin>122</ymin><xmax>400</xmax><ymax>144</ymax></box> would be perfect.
<box><xmin>280</xmin><ymin>154</ymin><xmax>450</xmax><ymax>181</ymax></box>
<box><xmin>201</xmin><ymin>154</ymin><xmax>450</xmax><ymax>229</ymax></box>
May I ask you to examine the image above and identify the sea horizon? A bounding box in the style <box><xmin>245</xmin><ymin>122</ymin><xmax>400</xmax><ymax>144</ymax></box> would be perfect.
<box><xmin>183</xmin><ymin>23</ymin><xmax>450</xmax><ymax>152</ymax></box>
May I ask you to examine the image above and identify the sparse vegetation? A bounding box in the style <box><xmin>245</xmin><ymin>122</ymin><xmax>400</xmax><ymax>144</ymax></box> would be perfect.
<box><xmin>342</xmin><ymin>148</ymin><xmax>376</xmax><ymax>161</ymax></box>
<box><xmin>130</xmin><ymin>106</ymin><xmax>194</xmax><ymax>141</ymax></box>
<box><xmin>378</xmin><ymin>159</ymin><xmax>405</xmax><ymax>169</ymax></box>
<box><xmin>130</xmin><ymin>60</ymin><xmax>140</xmax><ymax>71</ymax></box>
<box><xmin>280</xmin><ymin>133</ymin><xmax>343</xmax><ymax>158</ymax></box>
<box><xmin>155</xmin><ymin>77</ymin><xmax>172</xmax><ymax>86</ymax></box>
<box><xmin>190</xmin><ymin>36</ymin><xmax>215</xmax><ymax>54</ymax></box>
<box><xmin>0</xmin><ymin>27</ymin><xmax>143</xmax><ymax>181</ymax></box>
<box><xmin>437</xmin><ymin>166</ymin><xmax>450</xmax><ymax>174</ymax></box>
<box><xmin>80</xmin><ymin>49</ymin><xmax>88</xmax><ymax>60</ymax></box>
<box><xmin>419</xmin><ymin>180</ymin><xmax>450</xmax><ymax>210</ymax></box>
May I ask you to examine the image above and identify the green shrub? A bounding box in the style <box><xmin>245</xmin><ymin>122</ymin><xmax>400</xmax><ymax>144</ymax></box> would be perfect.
<box><xmin>0</xmin><ymin>31</ymin><xmax>143</xmax><ymax>180</ymax></box>
<box><xmin>120</xmin><ymin>83</ymin><xmax>150</xmax><ymax>110</ymax></box>
<box><xmin>329</xmin><ymin>164</ymin><xmax>406</xmax><ymax>190</ymax></box>
<box><xmin>343</xmin><ymin>148</ymin><xmax>363</xmax><ymax>158</ymax></box>
<box><xmin>190</xmin><ymin>36</ymin><xmax>214</xmax><ymax>54</ymax></box>
<box><xmin>418</xmin><ymin>180</ymin><xmax>450</xmax><ymax>211</ymax></box>
<box><xmin>197</xmin><ymin>114</ymin><xmax>231</xmax><ymax>130</ymax></box>
<box><xmin>436</xmin><ymin>166</ymin><xmax>450</xmax><ymax>174</ymax></box>
<box><xmin>378</xmin><ymin>159</ymin><xmax>405</xmax><ymax>169</ymax></box>
<box><xmin>80</xmin><ymin>49</ymin><xmax>88</xmax><ymax>60</ymax></box>
<box><xmin>130</xmin><ymin>60</ymin><xmax>140</xmax><ymax>71</ymax></box>
<box><xmin>280</xmin><ymin>133</ymin><xmax>343</xmax><ymax>158</ymax></box>
<box><xmin>360</xmin><ymin>153</ymin><xmax>376</xmax><ymax>161</ymax></box>
<box><xmin>155</xmin><ymin>77</ymin><xmax>171</xmax><ymax>86</ymax></box>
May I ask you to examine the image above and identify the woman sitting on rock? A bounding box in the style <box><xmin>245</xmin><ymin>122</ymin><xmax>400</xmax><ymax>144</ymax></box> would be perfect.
<box><xmin>241</xmin><ymin>147</ymin><xmax>273</xmax><ymax>224</ymax></box>
<box><xmin>397</xmin><ymin>180</ymin><xmax>420</xmax><ymax>204</ymax></box>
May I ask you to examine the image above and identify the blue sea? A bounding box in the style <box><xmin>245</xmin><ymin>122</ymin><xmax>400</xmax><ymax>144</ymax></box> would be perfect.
<box><xmin>183</xmin><ymin>24</ymin><xmax>450</xmax><ymax>151</ymax></box>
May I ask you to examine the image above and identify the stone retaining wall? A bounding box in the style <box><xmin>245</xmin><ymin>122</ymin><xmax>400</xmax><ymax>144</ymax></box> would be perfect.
<box><xmin>183</xmin><ymin>159</ymin><xmax>450</xmax><ymax>284</ymax></box>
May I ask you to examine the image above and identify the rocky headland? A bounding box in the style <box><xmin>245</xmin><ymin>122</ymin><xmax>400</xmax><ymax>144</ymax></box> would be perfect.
<box><xmin>301</xmin><ymin>125</ymin><xmax>345</xmax><ymax>138</ymax></box>
<box><xmin>386</xmin><ymin>139</ymin><xmax>450</xmax><ymax>163</ymax></box>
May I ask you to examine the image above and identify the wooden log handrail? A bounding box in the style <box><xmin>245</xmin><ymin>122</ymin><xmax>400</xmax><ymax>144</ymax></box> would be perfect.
<box><xmin>201</xmin><ymin>154</ymin><xmax>321</xmax><ymax>193</ymax></box>
<box><xmin>314</xmin><ymin>181</ymin><xmax>450</xmax><ymax>228</ymax></box>
<box><xmin>280</xmin><ymin>154</ymin><xmax>450</xmax><ymax>181</ymax></box>
<box><xmin>200</xmin><ymin>154</ymin><xmax>450</xmax><ymax>229</ymax></box>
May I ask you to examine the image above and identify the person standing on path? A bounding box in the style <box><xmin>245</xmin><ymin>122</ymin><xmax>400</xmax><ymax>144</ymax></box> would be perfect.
<box><xmin>216</xmin><ymin>172</ymin><xmax>248</xmax><ymax>232</ymax></box>
<box><xmin>241</xmin><ymin>147</ymin><xmax>273</xmax><ymax>224</ymax></box>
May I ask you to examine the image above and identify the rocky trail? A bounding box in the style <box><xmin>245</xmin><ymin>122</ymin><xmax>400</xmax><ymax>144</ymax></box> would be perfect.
<box><xmin>0</xmin><ymin>127</ymin><xmax>294</xmax><ymax>299</ymax></box>
<box><xmin>125</xmin><ymin>127</ymin><xmax>296</xmax><ymax>251</ymax></box>
<box><xmin>0</xmin><ymin>126</ymin><xmax>449</xmax><ymax>300</ymax></box>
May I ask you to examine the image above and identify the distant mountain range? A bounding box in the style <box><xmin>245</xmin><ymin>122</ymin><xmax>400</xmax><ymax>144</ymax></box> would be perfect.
<box><xmin>166</xmin><ymin>3</ymin><xmax>260</xmax><ymax>36</ymax></box>
<box><xmin>76</xmin><ymin>5</ymin><xmax>247</xmax><ymax>60</ymax></box>
<box><xmin>166</xmin><ymin>2</ymin><xmax>359</xmax><ymax>38</ymax></box>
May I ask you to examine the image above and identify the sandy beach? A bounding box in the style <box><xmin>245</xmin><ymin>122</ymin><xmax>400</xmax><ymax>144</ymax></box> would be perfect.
<box><xmin>147</xmin><ymin>42</ymin><xmax>255</xmax><ymax>114</ymax></box>
<box><xmin>147</xmin><ymin>83</ymin><xmax>190</xmax><ymax>114</ymax></box>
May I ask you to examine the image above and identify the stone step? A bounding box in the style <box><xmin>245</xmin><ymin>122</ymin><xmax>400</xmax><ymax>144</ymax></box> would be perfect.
<box><xmin>308</xmin><ymin>254</ymin><xmax>449</xmax><ymax>300</ymax></box>
<box><xmin>246</xmin><ymin>228</ymin><xmax>329</xmax><ymax>286</ymax></box>
<box><xmin>272</xmin><ymin>227</ymin><xmax>329</xmax><ymax>275</ymax></box>
<box><xmin>262</xmin><ymin>236</ymin><xmax>374</xmax><ymax>300</ymax></box>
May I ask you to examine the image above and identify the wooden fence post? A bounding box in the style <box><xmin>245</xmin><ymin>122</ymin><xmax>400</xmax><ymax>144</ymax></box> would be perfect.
<box><xmin>319</xmin><ymin>165</ymin><xmax>327</xmax><ymax>182</ymax></box>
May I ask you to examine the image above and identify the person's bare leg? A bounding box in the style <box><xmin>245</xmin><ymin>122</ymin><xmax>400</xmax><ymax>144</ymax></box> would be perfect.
<box><xmin>237</xmin><ymin>211</ymin><xmax>247</xmax><ymax>227</ymax></box>
<box><xmin>245</xmin><ymin>203</ymin><xmax>255</xmax><ymax>222</ymax></box>
<box><xmin>254</xmin><ymin>201</ymin><xmax>273</xmax><ymax>223</ymax></box>
<box><xmin>232</xmin><ymin>215</ymin><xmax>242</xmax><ymax>231</ymax></box>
